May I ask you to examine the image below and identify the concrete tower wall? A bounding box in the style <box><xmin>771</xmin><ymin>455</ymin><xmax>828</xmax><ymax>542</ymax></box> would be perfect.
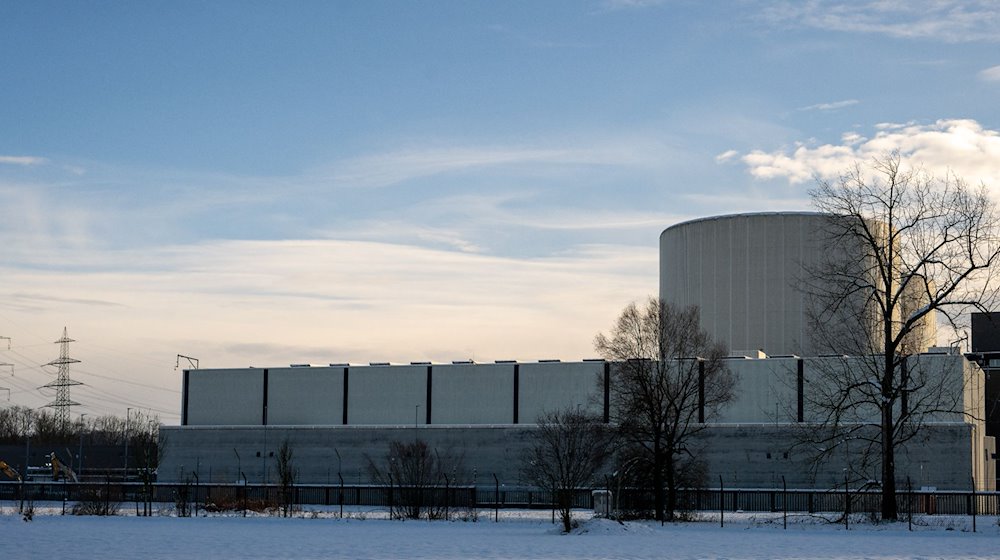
<box><xmin>660</xmin><ymin>212</ymin><xmax>829</xmax><ymax>357</ymax></box>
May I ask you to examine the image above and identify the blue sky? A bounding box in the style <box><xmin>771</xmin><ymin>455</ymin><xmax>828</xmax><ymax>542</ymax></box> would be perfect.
<box><xmin>1</xmin><ymin>1</ymin><xmax>999</xmax><ymax>422</ymax></box>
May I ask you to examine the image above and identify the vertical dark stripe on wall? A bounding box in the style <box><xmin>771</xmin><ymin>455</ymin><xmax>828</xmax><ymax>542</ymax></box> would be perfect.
<box><xmin>797</xmin><ymin>359</ymin><xmax>804</xmax><ymax>423</ymax></box>
<box><xmin>262</xmin><ymin>369</ymin><xmax>269</xmax><ymax>426</ymax></box>
<box><xmin>698</xmin><ymin>360</ymin><xmax>705</xmax><ymax>424</ymax></box>
<box><xmin>181</xmin><ymin>370</ymin><xmax>190</xmax><ymax>426</ymax></box>
<box><xmin>342</xmin><ymin>368</ymin><xmax>349</xmax><ymax>425</ymax></box>
<box><xmin>512</xmin><ymin>364</ymin><xmax>520</xmax><ymax>424</ymax></box>
<box><xmin>426</xmin><ymin>366</ymin><xmax>433</xmax><ymax>425</ymax></box>
<box><xmin>603</xmin><ymin>362</ymin><xmax>611</xmax><ymax>424</ymax></box>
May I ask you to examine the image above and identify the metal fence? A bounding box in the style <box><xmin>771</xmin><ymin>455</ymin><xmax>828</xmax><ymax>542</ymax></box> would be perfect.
<box><xmin>1</xmin><ymin>480</ymin><xmax>997</xmax><ymax>516</ymax></box>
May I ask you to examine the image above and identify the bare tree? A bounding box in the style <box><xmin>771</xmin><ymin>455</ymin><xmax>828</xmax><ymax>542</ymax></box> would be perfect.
<box><xmin>131</xmin><ymin>417</ymin><xmax>164</xmax><ymax>517</ymax></box>
<box><xmin>368</xmin><ymin>439</ymin><xmax>461</xmax><ymax>520</ymax></box>
<box><xmin>275</xmin><ymin>439</ymin><xmax>295</xmax><ymax>517</ymax></box>
<box><xmin>595</xmin><ymin>298</ymin><xmax>734</xmax><ymax>522</ymax></box>
<box><xmin>805</xmin><ymin>152</ymin><xmax>1000</xmax><ymax>520</ymax></box>
<box><xmin>521</xmin><ymin>408</ymin><xmax>615</xmax><ymax>532</ymax></box>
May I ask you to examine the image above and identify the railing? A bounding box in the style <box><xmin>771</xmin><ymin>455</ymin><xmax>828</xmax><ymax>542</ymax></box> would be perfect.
<box><xmin>1</xmin><ymin>481</ymin><xmax>997</xmax><ymax>516</ymax></box>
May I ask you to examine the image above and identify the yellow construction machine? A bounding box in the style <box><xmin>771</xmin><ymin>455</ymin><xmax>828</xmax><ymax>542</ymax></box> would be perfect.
<box><xmin>0</xmin><ymin>459</ymin><xmax>21</xmax><ymax>481</ymax></box>
<box><xmin>48</xmin><ymin>452</ymin><xmax>78</xmax><ymax>482</ymax></box>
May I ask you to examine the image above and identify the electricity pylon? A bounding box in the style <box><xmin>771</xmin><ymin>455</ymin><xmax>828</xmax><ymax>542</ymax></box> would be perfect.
<box><xmin>43</xmin><ymin>327</ymin><xmax>81</xmax><ymax>429</ymax></box>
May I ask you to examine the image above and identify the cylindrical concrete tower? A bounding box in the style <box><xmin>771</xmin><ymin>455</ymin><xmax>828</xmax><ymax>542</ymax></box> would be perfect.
<box><xmin>659</xmin><ymin>212</ymin><xmax>832</xmax><ymax>357</ymax></box>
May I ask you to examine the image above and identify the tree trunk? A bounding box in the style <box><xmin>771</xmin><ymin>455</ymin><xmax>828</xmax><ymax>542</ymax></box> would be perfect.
<box><xmin>561</xmin><ymin>489</ymin><xmax>573</xmax><ymax>532</ymax></box>
<box><xmin>881</xmin><ymin>406</ymin><xmax>898</xmax><ymax>520</ymax></box>
<box><xmin>665</xmin><ymin>452</ymin><xmax>676</xmax><ymax>522</ymax></box>
<box><xmin>880</xmin><ymin>350</ymin><xmax>898</xmax><ymax>521</ymax></box>
<box><xmin>653</xmin><ymin>442</ymin><xmax>665</xmax><ymax>522</ymax></box>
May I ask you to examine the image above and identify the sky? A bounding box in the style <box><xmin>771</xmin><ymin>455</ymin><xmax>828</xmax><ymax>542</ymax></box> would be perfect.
<box><xmin>1</xmin><ymin>0</ymin><xmax>999</xmax><ymax>424</ymax></box>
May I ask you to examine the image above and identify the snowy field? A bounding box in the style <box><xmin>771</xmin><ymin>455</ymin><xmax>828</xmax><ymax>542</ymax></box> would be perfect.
<box><xmin>3</xmin><ymin>505</ymin><xmax>999</xmax><ymax>559</ymax></box>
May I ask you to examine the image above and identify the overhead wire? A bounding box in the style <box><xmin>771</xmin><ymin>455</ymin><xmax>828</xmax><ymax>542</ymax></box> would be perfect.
<box><xmin>0</xmin><ymin>346</ymin><xmax>179</xmax><ymax>419</ymax></box>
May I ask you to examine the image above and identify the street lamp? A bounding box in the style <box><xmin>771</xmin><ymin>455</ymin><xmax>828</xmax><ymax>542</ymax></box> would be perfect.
<box><xmin>78</xmin><ymin>413</ymin><xmax>87</xmax><ymax>477</ymax></box>
<box><xmin>234</xmin><ymin>448</ymin><xmax>241</xmax><ymax>483</ymax></box>
<box><xmin>124</xmin><ymin>408</ymin><xmax>132</xmax><ymax>481</ymax></box>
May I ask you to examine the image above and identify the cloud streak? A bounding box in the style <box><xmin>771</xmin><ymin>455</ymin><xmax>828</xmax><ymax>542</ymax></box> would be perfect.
<box><xmin>758</xmin><ymin>0</ymin><xmax>1000</xmax><ymax>42</ymax></box>
<box><xmin>0</xmin><ymin>237</ymin><xmax>658</xmax><ymax>420</ymax></box>
<box><xmin>0</xmin><ymin>155</ymin><xmax>47</xmax><ymax>166</ymax></box>
<box><xmin>327</xmin><ymin>141</ymin><xmax>668</xmax><ymax>189</ymax></box>
<box><xmin>979</xmin><ymin>65</ymin><xmax>1000</xmax><ymax>82</ymax></box>
<box><xmin>797</xmin><ymin>99</ymin><xmax>859</xmax><ymax>112</ymax></box>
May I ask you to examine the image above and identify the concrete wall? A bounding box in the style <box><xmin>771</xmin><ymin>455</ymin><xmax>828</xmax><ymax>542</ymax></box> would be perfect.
<box><xmin>160</xmin><ymin>422</ymin><xmax>985</xmax><ymax>490</ymax></box>
<box><xmin>660</xmin><ymin>213</ymin><xmax>828</xmax><ymax>357</ymax></box>
<box><xmin>268</xmin><ymin>367</ymin><xmax>344</xmax><ymax>425</ymax></box>
<box><xmin>347</xmin><ymin>365</ymin><xmax>426</xmax><ymax>425</ymax></box>
<box><xmin>716</xmin><ymin>358</ymin><xmax>798</xmax><ymax>423</ymax></box>
<box><xmin>183</xmin><ymin>355</ymin><xmax>978</xmax><ymax>427</ymax></box>
<box><xmin>518</xmin><ymin>361</ymin><xmax>604</xmax><ymax>423</ymax></box>
<box><xmin>186</xmin><ymin>368</ymin><xmax>263</xmax><ymax>426</ymax></box>
<box><xmin>431</xmin><ymin>363</ymin><xmax>514</xmax><ymax>424</ymax></box>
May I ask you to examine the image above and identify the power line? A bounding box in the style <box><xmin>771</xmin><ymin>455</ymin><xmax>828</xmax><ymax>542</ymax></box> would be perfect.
<box><xmin>72</xmin><ymin>367</ymin><xmax>180</xmax><ymax>394</ymax></box>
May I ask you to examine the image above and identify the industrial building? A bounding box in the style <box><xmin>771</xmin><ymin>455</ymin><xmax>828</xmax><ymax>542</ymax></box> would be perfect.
<box><xmin>161</xmin><ymin>212</ymin><xmax>995</xmax><ymax>491</ymax></box>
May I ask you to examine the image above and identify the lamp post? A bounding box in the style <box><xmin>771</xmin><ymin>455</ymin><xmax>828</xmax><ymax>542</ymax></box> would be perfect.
<box><xmin>335</xmin><ymin>448</ymin><xmax>343</xmax><ymax>518</ymax></box>
<box><xmin>234</xmin><ymin>448</ymin><xmax>241</xmax><ymax>484</ymax></box>
<box><xmin>78</xmin><ymin>413</ymin><xmax>87</xmax><ymax>478</ymax></box>
<box><xmin>262</xmin><ymin>405</ymin><xmax>268</xmax><ymax>484</ymax></box>
<box><xmin>123</xmin><ymin>408</ymin><xmax>132</xmax><ymax>481</ymax></box>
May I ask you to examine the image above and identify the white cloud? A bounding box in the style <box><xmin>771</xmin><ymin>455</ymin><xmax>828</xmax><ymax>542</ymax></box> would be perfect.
<box><xmin>759</xmin><ymin>0</ymin><xmax>1000</xmax><ymax>42</ymax></box>
<box><xmin>735</xmin><ymin>119</ymin><xmax>1000</xmax><ymax>187</ymax></box>
<box><xmin>979</xmin><ymin>65</ymin><xmax>1000</xmax><ymax>82</ymax></box>
<box><xmin>797</xmin><ymin>99</ymin><xmax>859</xmax><ymax>112</ymax></box>
<box><xmin>0</xmin><ymin>155</ymin><xmax>47</xmax><ymax>166</ymax></box>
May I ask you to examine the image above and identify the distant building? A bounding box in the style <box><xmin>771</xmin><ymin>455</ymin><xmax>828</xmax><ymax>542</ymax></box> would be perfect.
<box><xmin>161</xmin><ymin>213</ymin><xmax>993</xmax><ymax>491</ymax></box>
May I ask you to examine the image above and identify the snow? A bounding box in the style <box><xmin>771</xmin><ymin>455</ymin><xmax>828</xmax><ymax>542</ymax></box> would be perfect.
<box><xmin>2</xmin><ymin>505</ymin><xmax>998</xmax><ymax>559</ymax></box>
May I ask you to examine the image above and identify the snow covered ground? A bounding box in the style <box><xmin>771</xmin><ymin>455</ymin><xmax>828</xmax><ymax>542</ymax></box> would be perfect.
<box><xmin>2</xmin><ymin>504</ymin><xmax>998</xmax><ymax>559</ymax></box>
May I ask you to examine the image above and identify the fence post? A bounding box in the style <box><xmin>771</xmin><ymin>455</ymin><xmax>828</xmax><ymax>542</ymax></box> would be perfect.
<box><xmin>843</xmin><ymin>470</ymin><xmax>848</xmax><ymax>531</ymax></box>
<box><xmin>493</xmin><ymin>473</ymin><xmax>499</xmax><ymax>523</ymax></box>
<box><xmin>906</xmin><ymin>476</ymin><xmax>911</xmax><ymax>532</ymax></box>
<box><xmin>719</xmin><ymin>475</ymin><xmax>724</xmax><ymax>528</ymax></box>
<box><xmin>192</xmin><ymin>471</ymin><xmax>199</xmax><ymax>517</ymax></box>
<box><xmin>782</xmin><ymin>476</ymin><xmax>787</xmax><ymax>530</ymax></box>
<box><xmin>971</xmin><ymin>475</ymin><xmax>976</xmax><ymax>533</ymax></box>
<box><xmin>388</xmin><ymin>473</ymin><xmax>394</xmax><ymax>520</ymax></box>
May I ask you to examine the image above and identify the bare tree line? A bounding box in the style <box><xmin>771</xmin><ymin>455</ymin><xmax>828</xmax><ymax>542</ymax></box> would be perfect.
<box><xmin>0</xmin><ymin>405</ymin><xmax>160</xmax><ymax>445</ymax></box>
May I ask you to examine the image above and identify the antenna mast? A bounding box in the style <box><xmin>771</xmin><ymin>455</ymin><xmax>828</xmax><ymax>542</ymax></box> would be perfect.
<box><xmin>43</xmin><ymin>327</ymin><xmax>82</xmax><ymax>429</ymax></box>
<box><xmin>175</xmin><ymin>354</ymin><xmax>199</xmax><ymax>370</ymax></box>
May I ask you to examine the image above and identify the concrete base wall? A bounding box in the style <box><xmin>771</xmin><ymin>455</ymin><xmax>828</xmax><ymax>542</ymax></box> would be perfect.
<box><xmin>160</xmin><ymin>423</ymin><xmax>983</xmax><ymax>491</ymax></box>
